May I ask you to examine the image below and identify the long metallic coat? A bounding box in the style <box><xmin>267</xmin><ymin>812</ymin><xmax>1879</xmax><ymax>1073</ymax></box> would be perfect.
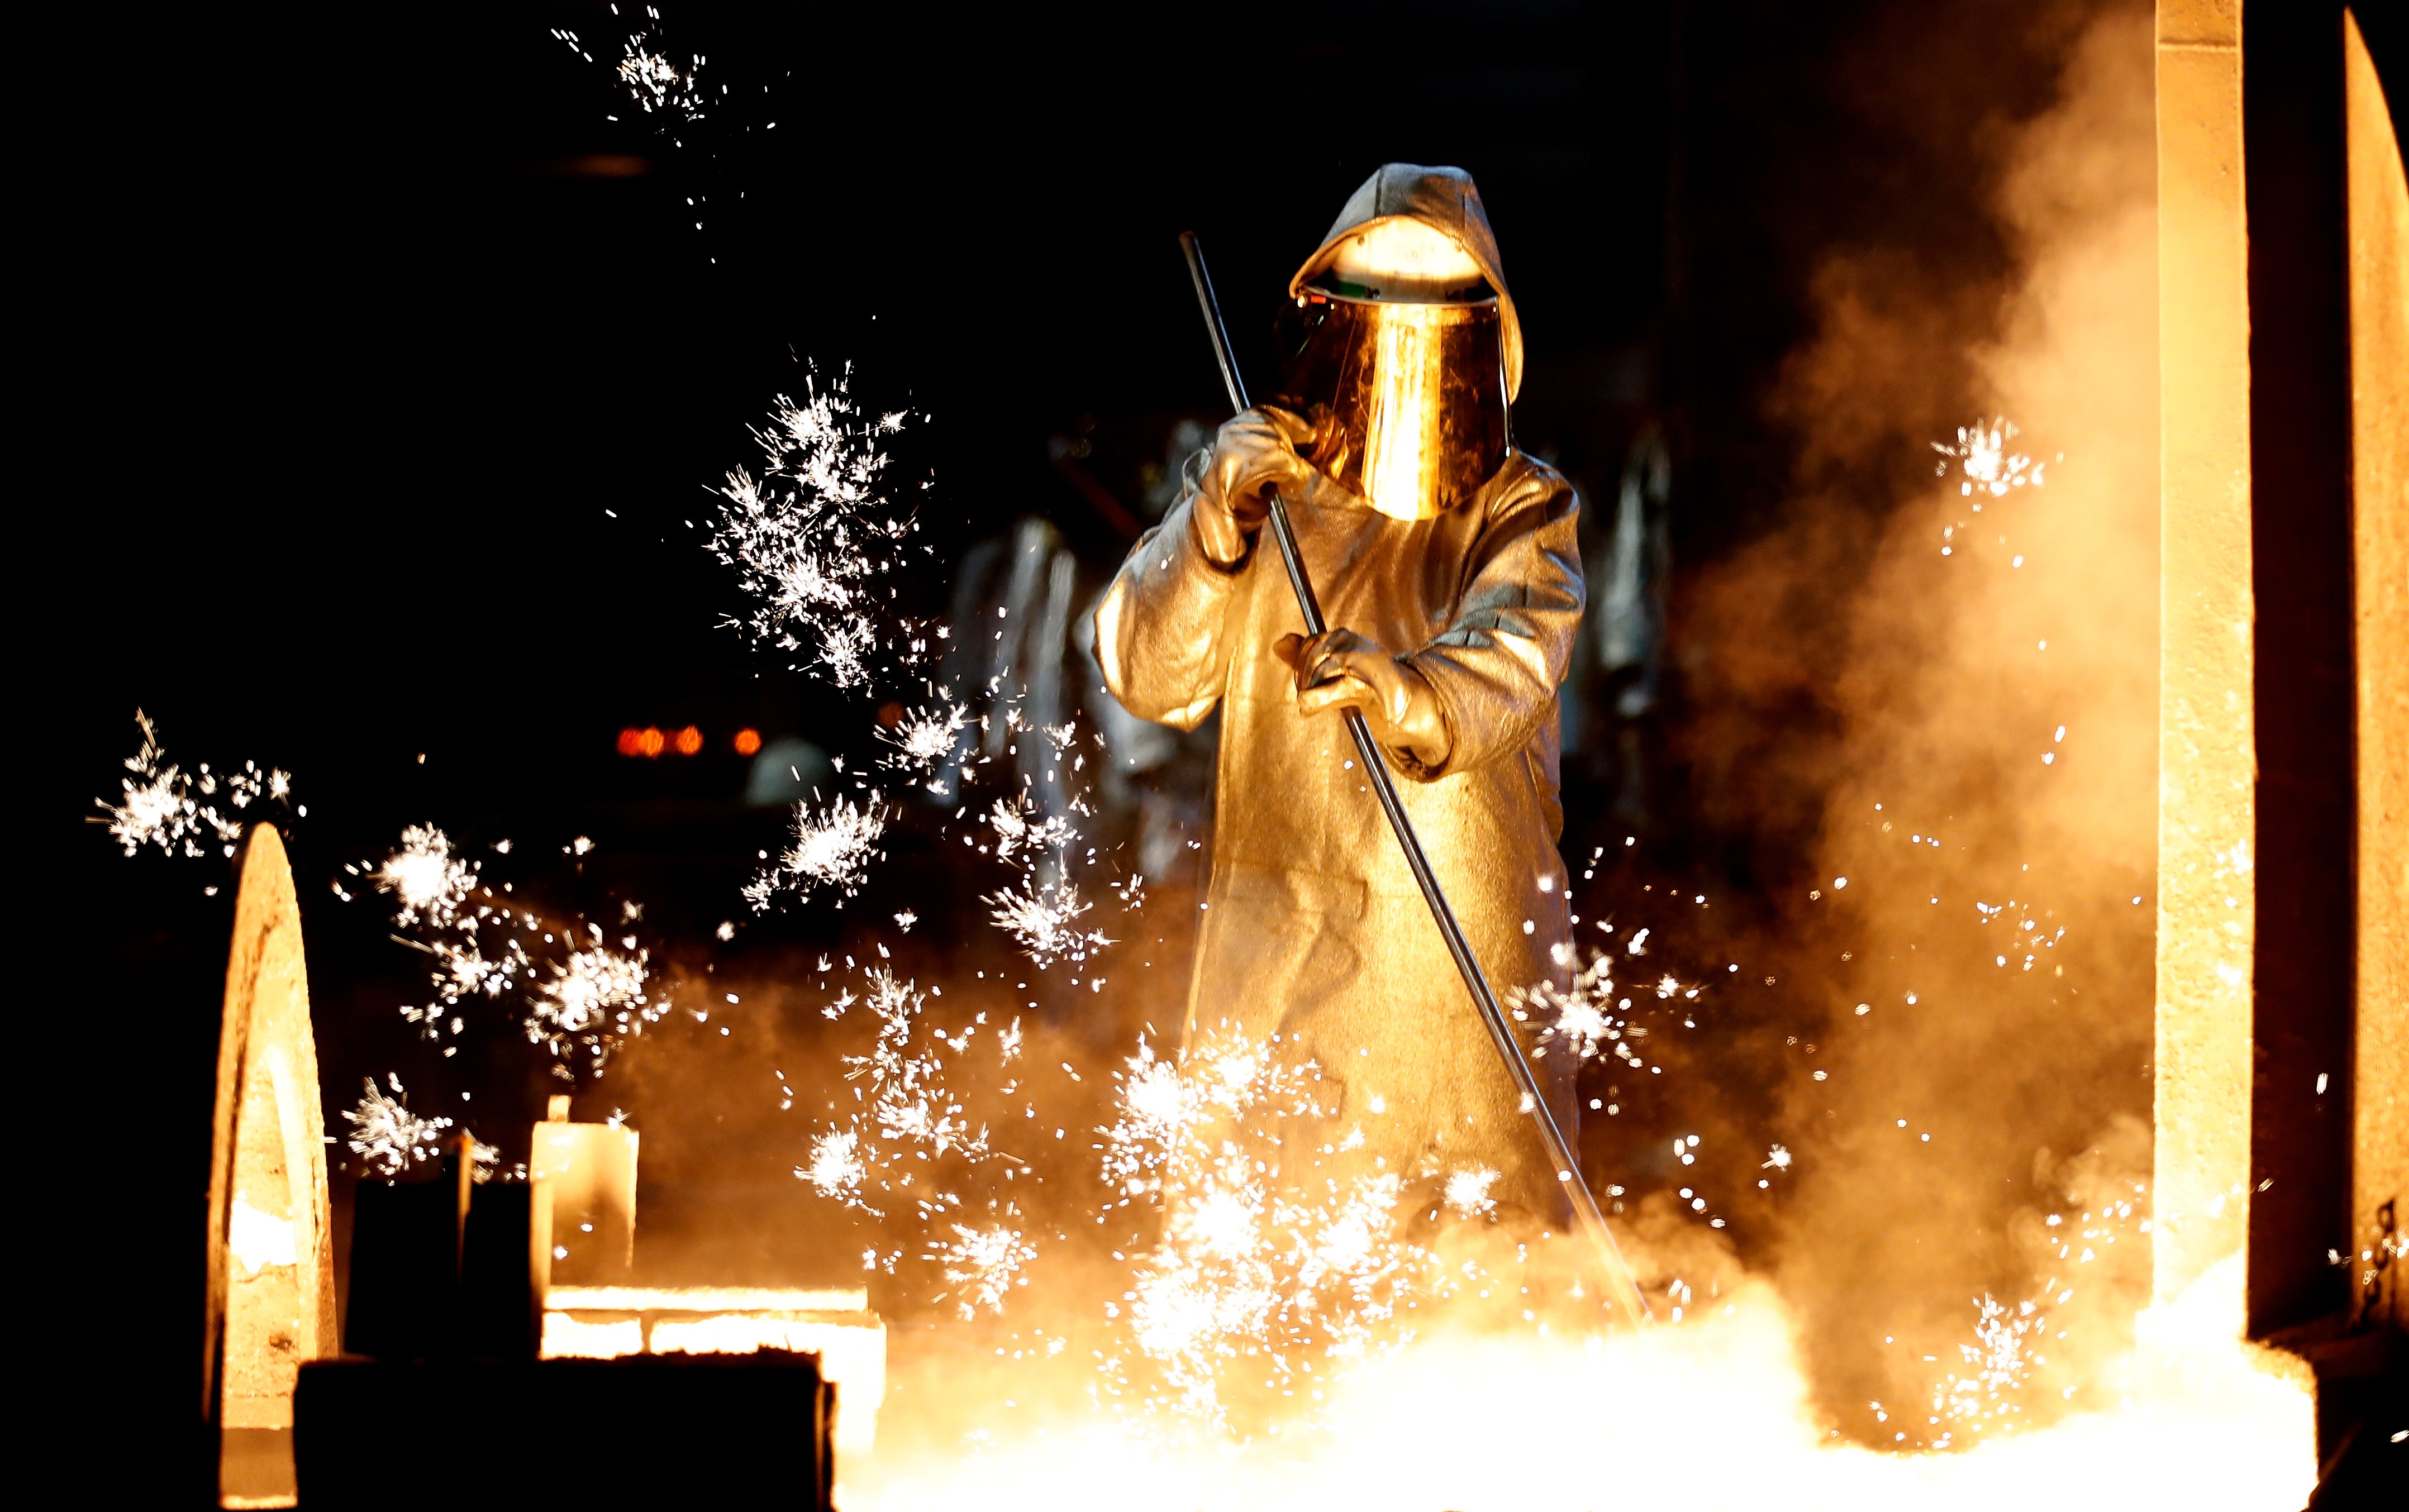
<box><xmin>1094</xmin><ymin>451</ymin><xmax>1584</xmax><ymax>1214</ymax></box>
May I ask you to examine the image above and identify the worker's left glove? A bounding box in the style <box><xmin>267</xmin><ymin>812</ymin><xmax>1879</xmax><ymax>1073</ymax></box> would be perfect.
<box><xmin>1274</xmin><ymin>627</ymin><xmax>1453</xmax><ymax>775</ymax></box>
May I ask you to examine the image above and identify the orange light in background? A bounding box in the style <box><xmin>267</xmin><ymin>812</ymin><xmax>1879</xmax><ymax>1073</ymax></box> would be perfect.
<box><xmin>637</xmin><ymin>727</ymin><xmax>665</xmax><ymax>758</ymax></box>
<box><xmin>734</xmin><ymin>728</ymin><xmax>763</xmax><ymax>756</ymax></box>
<box><xmin>674</xmin><ymin>725</ymin><xmax>703</xmax><ymax>756</ymax></box>
<box><xmin>615</xmin><ymin>728</ymin><xmax>643</xmax><ymax>757</ymax></box>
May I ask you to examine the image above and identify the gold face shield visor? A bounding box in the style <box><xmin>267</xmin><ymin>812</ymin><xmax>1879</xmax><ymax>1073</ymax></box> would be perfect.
<box><xmin>1271</xmin><ymin>289</ymin><xmax>1511</xmax><ymax>522</ymax></box>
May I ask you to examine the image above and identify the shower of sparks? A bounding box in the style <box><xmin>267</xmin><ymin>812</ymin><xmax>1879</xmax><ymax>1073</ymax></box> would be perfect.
<box><xmin>530</xmin><ymin>944</ymin><xmax>654</xmax><ymax>1037</ymax></box>
<box><xmin>375</xmin><ymin>824</ymin><xmax>478</xmax><ymax>930</ymax></box>
<box><xmin>1511</xmin><ymin>950</ymin><xmax>1630</xmax><ymax>1061</ymax></box>
<box><xmin>1933</xmin><ymin>417</ymin><xmax>2045</xmax><ymax>497</ymax></box>
<box><xmin>971</xmin><ymin>756</ymin><xmax>1120</xmax><ymax>966</ymax></box>
<box><xmin>702</xmin><ymin>365</ymin><xmax>926</xmax><ymax>690</ymax></box>
<box><xmin>342</xmin><ymin>1076</ymin><xmax>453</xmax><ymax>1177</ymax></box>
<box><xmin>877</xmin><ymin>698</ymin><xmax>970</xmax><ymax>773</ymax></box>
<box><xmin>747</xmin><ymin>791</ymin><xmax>888</xmax><ymax>910</ymax></box>
<box><xmin>931</xmin><ymin>1222</ymin><xmax>1038</xmax><ymax>1319</ymax></box>
<box><xmin>92</xmin><ymin>712</ymin><xmax>292</xmax><ymax>859</ymax></box>
<box><xmin>986</xmin><ymin>790</ymin><xmax>1076</xmax><ymax>866</ymax></box>
<box><xmin>357</xmin><ymin>824</ymin><xmax>669</xmax><ymax>1076</ymax></box>
<box><xmin>803</xmin><ymin>1128</ymin><xmax>868</xmax><ymax>1200</ymax></box>
<box><xmin>549</xmin><ymin>7</ymin><xmax>706</xmax><ymax>131</ymax></box>
<box><xmin>985</xmin><ymin>875</ymin><xmax>1112</xmax><ymax>967</ymax></box>
<box><xmin>1093</xmin><ymin>1027</ymin><xmax>1435</xmax><ymax>1424</ymax></box>
<box><xmin>397</xmin><ymin>934</ymin><xmax>530</xmax><ymax>1032</ymax></box>
<box><xmin>1442</xmin><ymin>1166</ymin><xmax>1501</xmax><ymax>1217</ymax></box>
<box><xmin>799</xmin><ymin>967</ymin><xmax>996</xmax><ymax>1226</ymax></box>
<box><xmin>1886</xmin><ymin>1176</ymin><xmax>2154</xmax><ymax>1447</ymax></box>
<box><xmin>1931</xmin><ymin>1294</ymin><xmax>2048</xmax><ymax>1437</ymax></box>
<box><xmin>615</xmin><ymin>25</ymin><xmax>704</xmax><ymax>121</ymax></box>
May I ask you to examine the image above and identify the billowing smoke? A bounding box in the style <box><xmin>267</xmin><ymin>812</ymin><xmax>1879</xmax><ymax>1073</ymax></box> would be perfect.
<box><xmin>1676</xmin><ymin>2</ymin><xmax>2161</xmax><ymax>1441</ymax></box>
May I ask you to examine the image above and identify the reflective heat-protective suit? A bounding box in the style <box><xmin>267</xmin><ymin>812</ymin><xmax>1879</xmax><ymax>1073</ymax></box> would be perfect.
<box><xmin>1095</xmin><ymin>166</ymin><xmax>1583</xmax><ymax>1218</ymax></box>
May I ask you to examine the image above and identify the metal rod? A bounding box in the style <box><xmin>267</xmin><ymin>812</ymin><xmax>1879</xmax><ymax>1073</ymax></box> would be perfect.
<box><xmin>1177</xmin><ymin>231</ymin><xmax>1652</xmax><ymax>1325</ymax></box>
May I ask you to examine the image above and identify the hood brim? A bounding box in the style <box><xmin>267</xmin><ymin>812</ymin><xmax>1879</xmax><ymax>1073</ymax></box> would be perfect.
<box><xmin>1287</xmin><ymin>163</ymin><xmax>1523</xmax><ymax>400</ymax></box>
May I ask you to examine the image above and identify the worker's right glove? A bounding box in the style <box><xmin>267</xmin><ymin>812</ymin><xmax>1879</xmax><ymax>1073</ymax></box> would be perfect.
<box><xmin>1192</xmin><ymin>406</ymin><xmax>1316</xmax><ymax>568</ymax></box>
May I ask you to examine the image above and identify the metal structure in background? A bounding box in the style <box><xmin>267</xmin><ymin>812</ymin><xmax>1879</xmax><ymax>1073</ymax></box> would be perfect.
<box><xmin>1178</xmin><ymin>231</ymin><xmax>1652</xmax><ymax>1324</ymax></box>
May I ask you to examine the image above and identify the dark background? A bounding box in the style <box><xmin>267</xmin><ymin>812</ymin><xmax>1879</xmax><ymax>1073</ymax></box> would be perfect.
<box><xmin>27</xmin><ymin>0</ymin><xmax>2266</xmax><ymax>1497</ymax></box>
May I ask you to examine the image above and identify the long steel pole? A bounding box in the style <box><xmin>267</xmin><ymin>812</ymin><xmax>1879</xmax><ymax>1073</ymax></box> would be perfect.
<box><xmin>1177</xmin><ymin>232</ymin><xmax>1651</xmax><ymax>1324</ymax></box>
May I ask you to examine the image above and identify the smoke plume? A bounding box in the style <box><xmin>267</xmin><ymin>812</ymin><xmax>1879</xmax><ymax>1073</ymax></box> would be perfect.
<box><xmin>1680</xmin><ymin>2</ymin><xmax>2162</xmax><ymax>1441</ymax></box>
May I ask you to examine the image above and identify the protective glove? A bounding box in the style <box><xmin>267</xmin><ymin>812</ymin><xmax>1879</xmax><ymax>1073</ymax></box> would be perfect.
<box><xmin>1274</xmin><ymin>627</ymin><xmax>1454</xmax><ymax>775</ymax></box>
<box><xmin>1193</xmin><ymin>406</ymin><xmax>1316</xmax><ymax>568</ymax></box>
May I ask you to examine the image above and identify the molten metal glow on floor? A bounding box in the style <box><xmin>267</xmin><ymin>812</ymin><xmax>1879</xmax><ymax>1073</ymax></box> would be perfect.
<box><xmin>845</xmin><ymin>1262</ymin><xmax>2310</xmax><ymax>1511</ymax></box>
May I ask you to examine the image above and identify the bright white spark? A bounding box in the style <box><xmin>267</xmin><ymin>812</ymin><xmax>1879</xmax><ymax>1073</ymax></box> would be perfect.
<box><xmin>799</xmin><ymin>967</ymin><xmax>996</xmax><ymax>1222</ymax></box>
<box><xmin>746</xmin><ymin>793</ymin><xmax>888</xmax><ymax>911</ymax></box>
<box><xmin>986</xmin><ymin>791</ymin><xmax>1075</xmax><ymax>865</ymax></box>
<box><xmin>530</xmin><ymin>946</ymin><xmax>650</xmax><ymax>1037</ymax></box>
<box><xmin>513</xmin><ymin>936</ymin><xmax>665</xmax><ymax>1077</ymax></box>
<box><xmin>986</xmin><ymin>876</ymin><xmax>1112</xmax><ymax>967</ymax></box>
<box><xmin>1512</xmin><ymin>951</ymin><xmax>1625</xmax><ymax>1060</ymax></box>
<box><xmin>931</xmin><ymin>1223</ymin><xmax>1037</xmax><ymax>1320</ymax></box>
<box><xmin>92</xmin><ymin>712</ymin><xmax>288</xmax><ymax>859</ymax></box>
<box><xmin>1442</xmin><ymin>1166</ymin><xmax>1501</xmax><ymax>1217</ymax></box>
<box><xmin>342</xmin><ymin>1076</ymin><xmax>451</xmax><ymax>1178</ymax></box>
<box><xmin>1096</xmin><ymin>1026</ymin><xmax>1430</xmax><ymax>1423</ymax></box>
<box><xmin>878</xmin><ymin>700</ymin><xmax>970</xmax><ymax>772</ymax></box>
<box><xmin>1934</xmin><ymin>417</ymin><xmax>2045</xmax><ymax>497</ymax></box>
<box><xmin>616</xmin><ymin>28</ymin><xmax>704</xmax><ymax>120</ymax></box>
<box><xmin>377</xmin><ymin>825</ymin><xmax>478</xmax><ymax>931</ymax></box>
<box><xmin>803</xmin><ymin>1129</ymin><xmax>867</xmax><ymax>1199</ymax></box>
<box><xmin>702</xmin><ymin>366</ymin><xmax>923</xmax><ymax>691</ymax></box>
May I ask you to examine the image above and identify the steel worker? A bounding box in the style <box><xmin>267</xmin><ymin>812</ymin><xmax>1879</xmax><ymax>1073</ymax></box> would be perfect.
<box><xmin>1095</xmin><ymin>164</ymin><xmax>1585</xmax><ymax>1224</ymax></box>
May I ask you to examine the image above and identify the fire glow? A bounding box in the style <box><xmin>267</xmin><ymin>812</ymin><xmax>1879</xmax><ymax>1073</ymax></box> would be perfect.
<box><xmin>846</xmin><ymin>1263</ymin><xmax>2310</xmax><ymax>1510</ymax></box>
<box><xmin>124</xmin><ymin>13</ymin><xmax>2356</xmax><ymax>1503</ymax></box>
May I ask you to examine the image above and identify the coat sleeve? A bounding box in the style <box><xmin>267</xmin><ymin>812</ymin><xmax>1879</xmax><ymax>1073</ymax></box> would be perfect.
<box><xmin>1092</xmin><ymin>459</ymin><xmax>1247</xmax><ymax>732</ymax></box>
<box><xmin>1402</xmin><ymin>460</ymin><xmax>1584</xmax><ymax>776</ymax></box>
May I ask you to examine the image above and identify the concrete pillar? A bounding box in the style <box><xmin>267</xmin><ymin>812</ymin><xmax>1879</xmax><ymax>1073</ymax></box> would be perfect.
<box><xmin>2156</xmin><ymin>0</ymin><xmax>2408</xmax><ymax>1405</ymax></box>
<box><xmin>2345</xmin><ymin>7</ymin><xmax>2407</xmax><ymax>1335</ymax></box>
<box><xmin>2153</xmin><ymin>0</ymin><xmax>2255</xmax><ymax>1315</ymax></box>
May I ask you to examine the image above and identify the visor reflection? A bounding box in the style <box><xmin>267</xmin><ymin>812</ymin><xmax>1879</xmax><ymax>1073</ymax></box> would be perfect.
<box><xmin>1275</xmin><ymin>293</ymin><xmax>1509</xmax><ymax>522</ymax></box>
